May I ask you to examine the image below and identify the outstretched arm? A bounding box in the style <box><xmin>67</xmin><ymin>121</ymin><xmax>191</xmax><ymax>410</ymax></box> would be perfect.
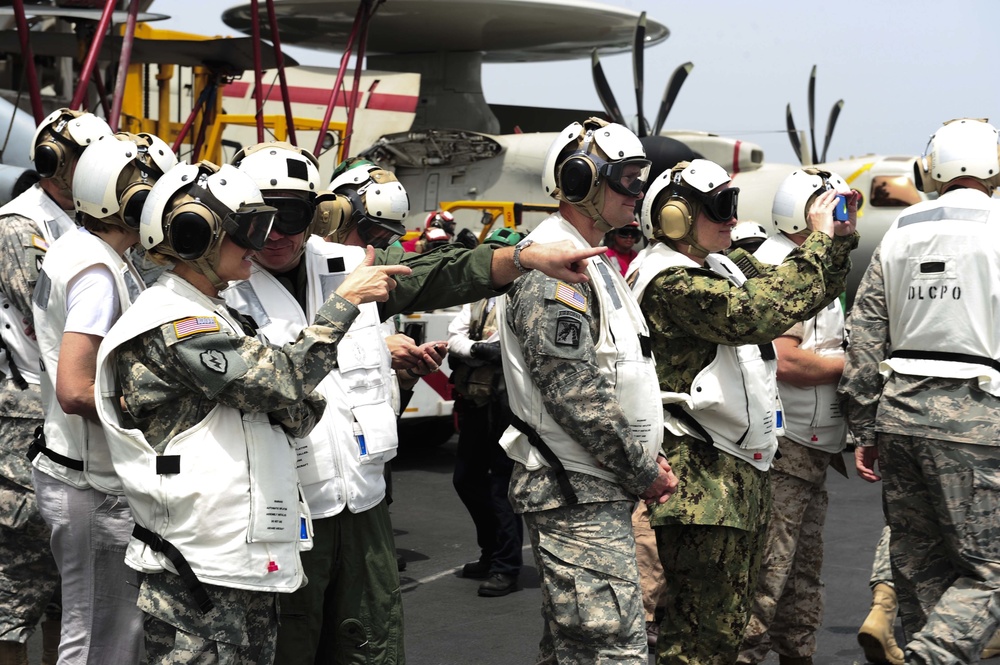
<box><xmin>489</xmin><ymin>241</ymin><xmax>607</xmax><ymax>287</ymax></box>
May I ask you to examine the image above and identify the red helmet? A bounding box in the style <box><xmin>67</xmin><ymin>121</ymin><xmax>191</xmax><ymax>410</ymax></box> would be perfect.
<box><xmin>424</xmin><ymin>210</ymin><xmax>456</xmax><ymax>236</ymax></box>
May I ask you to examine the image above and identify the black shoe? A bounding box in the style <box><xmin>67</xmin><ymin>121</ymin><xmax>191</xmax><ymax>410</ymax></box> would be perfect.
<box><xmin>396</xmin><ymin>553</ymin><xmax>407</xmax><ymax>572</ymax></box>
<box><xmin>461</xmin><ymin>555</ymin><xmax>491</xmax><ymax>580</ymax></box>
<box><xmin>478</xmin><ymin>573</ymin><xmax>518</xmax><ymax>597</ymax></box>
<box><xmin>645</xmin><ymin>620</ymin><xmax>659</xmax><ymax>649</ymax></box>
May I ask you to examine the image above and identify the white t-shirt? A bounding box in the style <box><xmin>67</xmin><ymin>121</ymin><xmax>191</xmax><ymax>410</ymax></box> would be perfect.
<box><xmin>64</xmin><ymin>264</ymin><xmax>119</xmax><ymax>337</ymax></box>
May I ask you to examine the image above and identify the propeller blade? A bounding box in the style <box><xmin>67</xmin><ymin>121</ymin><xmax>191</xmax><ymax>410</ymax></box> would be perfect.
<box><xmin>633</xmin><ymin>11</ymin><xmax>646</xmax><ymax>136</ymax></box>
<box><xmin>821</xmin><ymin>99</ymin><xmax>844</xmax><ymax>163</ymax></box>
<box><xmin>786</xmin><ymin>102</ymin><xmax>803</xmax><ymax>165</ymax></box>
<box><xmin>808</xmin><ymin>64</ymin><xmax>818</xmax><ymax>168</ymax></box>
<box><xmin>592</xmin><ymin>49</ymin><xmax>625</xmax><ymax>125</ymax></box>
<box><xmin>652</xmin><ymin>61</ymin><xmax>692</xmax><ymax>136</ymax></box>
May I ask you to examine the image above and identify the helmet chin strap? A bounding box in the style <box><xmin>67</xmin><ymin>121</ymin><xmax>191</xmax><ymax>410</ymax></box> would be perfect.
<box><xmin>570</xmin><ymin>183</ymin><xmax>614</xmax><ymax>233</ymax></box>
<box><xmin>676</xmin><ymin>224</ymin><xmax>711</xmax><ymax>259</ymax></box>
<box><xmin>184</xmin><ymin>235</ymin><xmax>229</xmax><ymax>294</ymax></box>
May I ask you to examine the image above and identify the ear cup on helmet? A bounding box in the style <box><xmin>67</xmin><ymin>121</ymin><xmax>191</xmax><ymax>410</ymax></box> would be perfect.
<box><xmin>659</xmin><ymin>195</ymin><xmax>695</xmax><ymax>240</ymax></box>
<box><xmin>168</xmin><ymin>206</ymin><xmax>216</xmax><ymax>261</ymax></box>
<box><xmin>119</xmin><ymin>185</ymin><xmax>150</xmax><ymax>230</ymax></box>
<box><xmin>33</xmin><ymin>143</ymin><xmax>63</xmax><ymax>178</ymax></box>
<box><xmin>557</xmin><ymin>156</ymin><xmax>598</xmax><ymax>203</ymax></box>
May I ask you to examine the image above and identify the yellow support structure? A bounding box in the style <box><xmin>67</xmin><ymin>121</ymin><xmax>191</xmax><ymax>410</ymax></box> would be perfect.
<box><xmin>116</xmin><ymin>23</ymin><xmax>346</xmax><ymax>164</ymax></box>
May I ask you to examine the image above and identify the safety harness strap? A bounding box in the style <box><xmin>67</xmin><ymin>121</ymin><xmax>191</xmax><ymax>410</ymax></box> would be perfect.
<box><xmin>0</xmin><ymin>335</ymin><xmax>28</xmax><ymax>390</ymax></box>
<box><xmin>889</xmin><ymin>348</ymin><xmax>1000</xmax><ymax>374</ymax></box>
<box><xmin>506</xmin><ymin>411</ymin><xmax>578</xmax><ymax>506</ymax></box>
<box><xmin>131</xmin><ymin>523</ymin><xmax>214</xmax><ymax>614</ymax></box>
<box><xmin>26</xmin><ymin>426</ymin><xmax>84</xmax><ymax>471</ymax></box>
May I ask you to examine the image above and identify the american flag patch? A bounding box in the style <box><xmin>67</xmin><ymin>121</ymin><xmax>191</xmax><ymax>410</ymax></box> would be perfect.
<box><xmin>31</xmin><ymin>234</ymin><xmax>48</xmax><ymax>251</ymax></box>
<box><xmin>173</xmin><ymin>316</ymin><xmax>220</xmax><ymax>339</ymax></box>
<box><xmin>554</xmin><ymin>282</ymin><xmax>586</xmax><ymax>312</ymax></box>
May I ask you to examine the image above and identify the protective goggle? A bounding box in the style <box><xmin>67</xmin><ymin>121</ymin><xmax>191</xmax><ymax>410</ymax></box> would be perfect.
<box><xmin>685</xmin><ymin>185</ymin><xmax>739</xmax><ymax>223</ymax></box>
<box><xmin>355</xmin><ymin>212</ymin><xmax>405</xmax><ymax>249</ymax></box>
<box><xmin>220</xmin><ymin>205</ymin><xmax>277</xmax><ymax>252</ymax></box>
<box><xmin>616</xmin><ymin>226</ymin><xmax>642</xmax><ymax>239</ymax></box>
<box><xmin>265</xmin><ymin>196</ymin><xmax>315</xmax><ymax>236</ymax></box>
<box><xmin>598</xmin><ymin>157</ymin><xmax>652</xmax><ymax>198</ymax></box>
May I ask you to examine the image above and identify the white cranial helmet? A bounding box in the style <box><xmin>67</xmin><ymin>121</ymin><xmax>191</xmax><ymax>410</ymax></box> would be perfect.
<box><xmin>771</xmin><ymin>168</ymin><xmax>849</xmax><ymax>235</ymax></box>
<box><xmin>916</xmin><ymin>118</ymin><xmax>1000</xmax><ymax>194</ymax></box>
<box><xmin>541</xmin><ymin>117</ymin><xmax>649</xmax><ymax>204</ymax></box>
<box><xmin>30</xmin><ymin>108</ymin><xmax>112</xmax><ymax>181</ymax></box>
<box><xmin>730</xmin><ymin>220</ymin><xmax>769</xmax><ymax>244</ymax></box>
<box><xmin>73</xmin><ymin>132</ymin><xmax>178</xmax><ymax>228</ymax></box>
<box><xmin>233</xmin><ymin>141</ymin><xmax>321</xmax><ymax>196</ymax></box>
<box><xmin>141</xmin><ymin>161</ymin><xmax>274</xmax><ymax>262</ymax></box>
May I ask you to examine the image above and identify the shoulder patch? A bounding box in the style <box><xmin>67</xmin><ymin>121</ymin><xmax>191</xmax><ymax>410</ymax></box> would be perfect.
<box><xmin>552</xmin><ymin>281</ymin><xmax>587</xmax><ymax>313</ymax></box>
<box><xmin>555</xmin><ymin>314</ymin><xmax>582</xmax><ymax>347</ymax></box>
<box><xmin>172</xmin><ymin>316</ymin><xmax>221</xmax><ymax>340</ymax></box>
<box><xmin>29</xmin><ymin>234</ymin><xmax>48</xmax><ymax>251</ymax></box>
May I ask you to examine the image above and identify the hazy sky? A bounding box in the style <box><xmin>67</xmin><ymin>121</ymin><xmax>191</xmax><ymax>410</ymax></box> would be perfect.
<box><xmin>157</xmin><ymin>0</ymin><xmax>998</xmax><ymax>167</ymax></box>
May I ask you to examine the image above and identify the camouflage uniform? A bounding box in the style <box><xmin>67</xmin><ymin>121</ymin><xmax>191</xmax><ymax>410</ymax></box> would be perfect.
<box><xmin>870</xmin><ymin>525</ymin><xmax>892</xmax><ymax>588</ymax></box>
<box><xmin>0</xmin><ymin>208</ymin><xmax>61</xmax><ymax>643</ymax></box>
<box><xmin>112</xmin><ymin>273</ymin><xmax>360</xmax><ymax>664</ymax></box>
<box><xmin>841</xmin><ymin>238</ymin><xmax>1000</xmax><ymax>665</ymax></box>
<box><xmin>502</xmin><ymin>259</ymin><xmax>661</xmax><ymax>665</ymax></box>
<box><xmin>637</xmin><ymin>231</ymin><xmax>856</xmax><ymax>665</ymax></box>
<box><xmin>738</xmin><ymin>437</ymin><xmax>841</xmax><ymax>663</ymax></box>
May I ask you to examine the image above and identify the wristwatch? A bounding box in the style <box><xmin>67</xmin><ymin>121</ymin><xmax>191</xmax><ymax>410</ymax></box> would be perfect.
<box><xmin>512</xmin><ymin>238</ymin><xmax>534</xmax><ymax>274</ymax></box>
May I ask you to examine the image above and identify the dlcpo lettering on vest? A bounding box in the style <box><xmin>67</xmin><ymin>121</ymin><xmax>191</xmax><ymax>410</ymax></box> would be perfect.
<box><xmin>907</xmin><ymin>285</ymin><xmax>961</xmax><ymax>300</ymax></box>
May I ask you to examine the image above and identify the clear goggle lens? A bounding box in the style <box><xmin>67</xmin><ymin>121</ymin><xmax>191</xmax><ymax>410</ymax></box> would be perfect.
<box><xmin>599</xmin><ymin>158</ymin><xmax>652</xmax><ymax>197</ymax></box>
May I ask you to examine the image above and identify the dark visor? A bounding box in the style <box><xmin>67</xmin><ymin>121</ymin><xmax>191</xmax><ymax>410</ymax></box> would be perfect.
<box><xmin>355</xmin><ymin>212</ymin><xmax>405</xmax><ymax>249</ymax></box>
<box><xmin>267</xmin><ymin>196</ymin><xmax>315</xmax><ymax>236</ymax></box>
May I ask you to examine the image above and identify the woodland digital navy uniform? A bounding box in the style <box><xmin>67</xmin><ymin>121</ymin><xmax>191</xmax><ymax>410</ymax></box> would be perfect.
<box><xmin>498</xmin><ymin>118</ymin><xmax>677</xmax><ymax>665</ymax></box>
<box><xmin>841</xmin><ymin>118</ymin><xmax>1000</xmax><ymax>665</ymax></box>
<box><xmin>627</xmin><ymin>159</ymin><xmax>858</xmax><ymax>665</ymax></box>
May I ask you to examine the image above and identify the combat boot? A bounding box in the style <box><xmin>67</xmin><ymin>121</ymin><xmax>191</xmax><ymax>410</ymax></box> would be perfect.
<box><xmin>982</xmin><ymin>629</ymin><xmax>1000</xmax><ymax>660</ymax></box>
<box><xmin>41</xmin><ymin>619</ymin><xmax>60</xmax><ymax>665</ymax></box>
<box><xmin>0</xmin><ymin>641</ymin><xmax>29</xmax><ymax>665</ymax></box>
<box><xmin>857</xmin><ymin>583</ymin><xmax>904</xmax><ymax>665</ymax></box>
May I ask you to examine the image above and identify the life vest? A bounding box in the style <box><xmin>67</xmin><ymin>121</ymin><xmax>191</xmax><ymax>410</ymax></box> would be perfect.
<box><xmin>628</xmin><ymin>243</ymin><xmax>780</xmax><ymax>471</ymax></box>
<box><xmin>755</xmin><ymin>234</ymin><xmax>846</xmax><ymax>452</ymax></box>
<box><xmin>224</xmin><ymin>237</ymin><xmax>397</xmax><ymax>518</ymax></box>
<box><xmin>879</xmin><ymin>189</ymin><xmax>1000</xmax><ymax>396</ymax></box>
<box><xmin>0</xmin><ymin>184</ymin><xmax>74</xmax><ymax>386</ymax></box>
<box><xmin>96</xmin><ymin>273</ymin><xmax>309</xmax><ymax>595</ymax></box>
<box><xmin>498</xmin><ymin>214</ymin><xmax>662</xmax><ymax>482</ymax></box>
<box><xmin>31</xmin><ymin>228</ymin><xmax>143</xmax><ymax>491</ymax></box>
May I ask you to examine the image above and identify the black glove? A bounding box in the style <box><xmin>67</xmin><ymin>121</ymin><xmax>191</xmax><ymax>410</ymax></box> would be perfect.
<box><xmin>470</xmin><ymin>341</ymin><xmax>502</xmax><ymax>364</ymax></box>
